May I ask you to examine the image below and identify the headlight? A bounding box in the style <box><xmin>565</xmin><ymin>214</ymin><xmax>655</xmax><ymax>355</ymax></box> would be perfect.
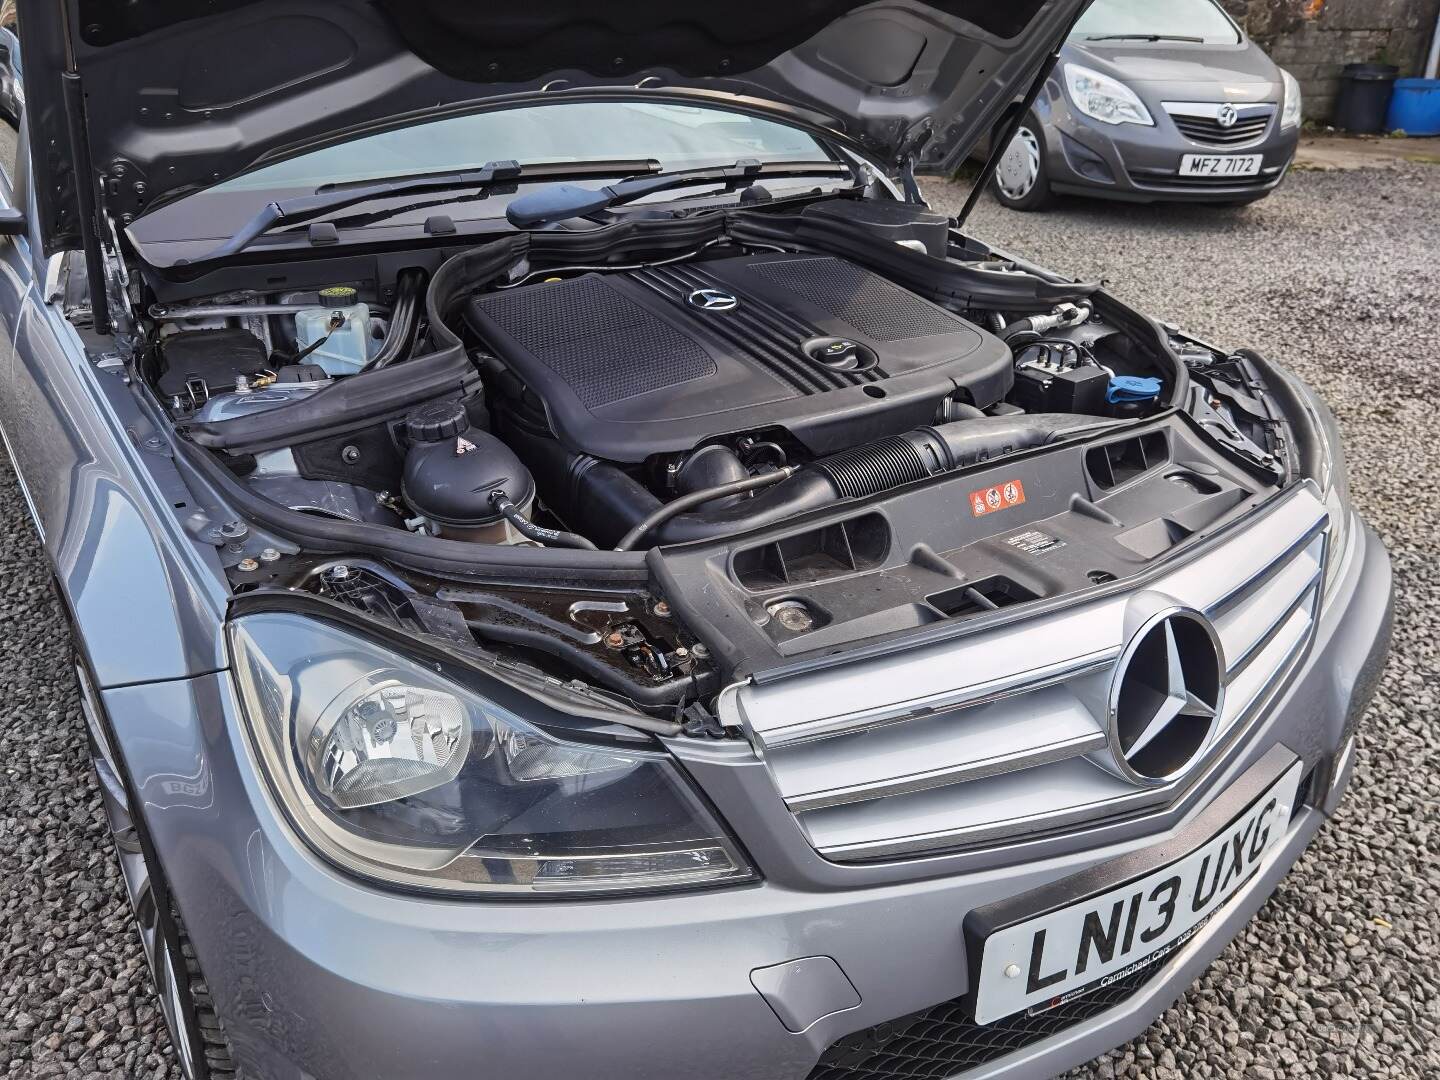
<box><xmin>1280</xmin><ymin>69</ymin><xmax>1303</xmax><ymax>130</ymax></box>
<box><xmin>1064</xmin><ymin>64</ymin><xmax>1154</xmax><ymax>127</ymax></box>
<box><xmin>1310</xmin><ymin>393</ymin><xmax>1355</xmax><ymax>601</ymax></box>
<box><xmin>230</xmin><ymin>613</ymin><xmax>755</xmax><ymax>896</ymax></box>
<box><xmin>1283</xmin><ymin>375</ymin><xmax>1354</xmax><ymax>600</ymax></box>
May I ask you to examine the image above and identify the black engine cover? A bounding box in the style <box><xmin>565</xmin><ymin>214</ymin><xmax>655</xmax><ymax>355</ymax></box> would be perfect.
<box><xmin>467</xmin><ymin>252</ymin><xmax>1011</xmax><ymax>462</ymax></box>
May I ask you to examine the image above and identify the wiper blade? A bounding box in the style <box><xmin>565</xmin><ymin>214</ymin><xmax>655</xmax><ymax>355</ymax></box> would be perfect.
<box><xmin>1084</xmin><ymin>33</ymin><xmax>1206</xmax><ymax>43</ymax></box>
<box><xmin>196</xmin><ymin>158</ymin><xmax>663</xmax><ymax>262</ymax></box>
<box><xmin>504</xmin><ymin>159</ymin><xmax>854</xmax><ymax>230</ymax></box>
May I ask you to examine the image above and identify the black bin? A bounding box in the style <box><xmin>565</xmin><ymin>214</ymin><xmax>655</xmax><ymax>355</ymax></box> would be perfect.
<box><xmin>1334</xmin><ymin>63</ymin><xmax>1399</xmax><ymax>133</ymax></box>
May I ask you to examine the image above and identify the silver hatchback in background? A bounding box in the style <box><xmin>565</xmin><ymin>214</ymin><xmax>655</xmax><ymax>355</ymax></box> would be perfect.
<box><xmin>994</xmin><ymin>0</ymin><xmax>1303</xmax><ymax>209</ymax></box>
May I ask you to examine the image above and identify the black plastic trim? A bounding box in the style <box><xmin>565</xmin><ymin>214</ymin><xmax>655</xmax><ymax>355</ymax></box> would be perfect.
<box><xmin>184</xmin><ymin>345</ymin><xmax>480</xmax><ymax>453</ymax></box>
<box><xmin>171</xmin><ymin>433</ymin><xmax>650</xmax><ymax>584</ymax></box>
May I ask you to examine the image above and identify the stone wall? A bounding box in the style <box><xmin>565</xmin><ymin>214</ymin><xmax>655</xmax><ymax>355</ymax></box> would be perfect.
<box><xmin>1220</xmin><ymin>0</ymin><xmax>1440</xmax><ymax>120</ymax></box>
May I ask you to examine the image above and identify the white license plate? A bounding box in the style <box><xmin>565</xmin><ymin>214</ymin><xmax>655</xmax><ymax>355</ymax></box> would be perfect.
<box><xmin>973</xmin><ymin>761</ymin><xmax>1303</xmax><ymax>1025</ymax></box>
<box><xmin>1179</xmin><ymin>154</ymin><xmax>1263</xmax><ymax>178</ymax></box>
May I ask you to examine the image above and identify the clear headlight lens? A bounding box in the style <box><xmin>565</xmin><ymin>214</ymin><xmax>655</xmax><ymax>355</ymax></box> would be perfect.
<box><xmin>1311</xmin><ymin>394</ymin><xmax>1355</xmax><ymax>601</ymax></box>
<box><xmin>1065</xmin><ymin>64</ymin><xmax>1154</xmax><ymax>127</ymax></box>
<box><xmin>231</xmin><ymin>613</ymin><xmax>754</xmax><ymax>895</ymax></box>
<box><xmin>1280</xmin><ymin>69</ymin><xmax>1303</xmax><ymax>130</ymax></box>
<box><xmin>1284</xmin><ymin>375</ymin><xmax>1354</xmax><ymax>600</ymax></box>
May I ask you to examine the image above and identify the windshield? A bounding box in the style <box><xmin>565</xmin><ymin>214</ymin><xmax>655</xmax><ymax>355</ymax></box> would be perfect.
<box><xmin>1071</xmin><ymin>0</ymin><xmax>1241</xmax><ymax>44</ymax></box>
<box><xmin>214</xmin><ymin>101</ymin><xmax>829</xmax><ymax>193</ymax></box>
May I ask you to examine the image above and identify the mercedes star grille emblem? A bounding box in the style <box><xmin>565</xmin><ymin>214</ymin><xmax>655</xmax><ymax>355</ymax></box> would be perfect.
<box><xmin>1216</xmin><ymin>103</ymin><xmax>1240</xmax><ymax>129</ymax></box>
<box><xmin>1106</xmin><ymin>608</ymin><xmax>1224</xmax><ymax>786</ymax></box>
<box><xmin>687</xmin><ymin>288</ymin><xmax>739</xmax><ymax>312</ymax></box>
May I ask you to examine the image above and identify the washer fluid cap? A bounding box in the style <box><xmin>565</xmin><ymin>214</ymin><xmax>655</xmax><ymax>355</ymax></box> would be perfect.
<box><xmin>1107</xmin><ymin>376</ymin><xmax>1163</xmax><ymax>405</ymax></box>
<box><xmin>319</xmin><ymin>285</ymin><xmax>358</xmax><ymax>306</ymax></box>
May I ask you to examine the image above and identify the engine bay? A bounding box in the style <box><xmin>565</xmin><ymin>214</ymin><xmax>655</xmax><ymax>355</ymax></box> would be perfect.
<box><xmin>124</xmin><ymin>195</ymin><xmax>1292</xmax><ymax>714</ymax></box>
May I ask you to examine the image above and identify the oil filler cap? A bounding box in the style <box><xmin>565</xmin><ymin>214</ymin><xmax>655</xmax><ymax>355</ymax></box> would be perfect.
<box><xmin>405</xmin><ymin>399</ymin><xmax>470</xmax><ymax>443</ymax></box>
<box><xmin>803</xmin><ymin>336</ymin><xmax>878</xmax><ymax>373</ymax></box>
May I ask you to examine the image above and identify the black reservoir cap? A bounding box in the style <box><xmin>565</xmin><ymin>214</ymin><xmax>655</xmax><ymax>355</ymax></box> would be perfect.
<box><xmin>405</xmin><ymin>399</ymin><xmax>470</xmax><ymax>443</ymax></box>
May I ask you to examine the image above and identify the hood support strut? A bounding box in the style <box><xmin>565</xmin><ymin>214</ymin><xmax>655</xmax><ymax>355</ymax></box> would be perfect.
<box><xmin>58</xmin><ymin>4</ymin><xmax>110</xmax><ymax>334</ymax></box>
<box><xmin>955</xmin><ymin>20</ymin><xmax>1079</xmax><ymax>227</ymax></box>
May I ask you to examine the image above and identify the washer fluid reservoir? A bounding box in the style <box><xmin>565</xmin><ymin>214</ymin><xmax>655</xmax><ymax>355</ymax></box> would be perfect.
<box><xmin>294</xmin><ymin>286</ymin><xmax>374</xmax><ymax>376</ymax></box>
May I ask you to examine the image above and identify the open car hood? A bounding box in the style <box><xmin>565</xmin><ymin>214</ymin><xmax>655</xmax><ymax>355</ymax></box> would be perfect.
<box><xmin>19</xmin><ymin>0</ymin><xmax>1086</xmax><ymax>253</ymax></box>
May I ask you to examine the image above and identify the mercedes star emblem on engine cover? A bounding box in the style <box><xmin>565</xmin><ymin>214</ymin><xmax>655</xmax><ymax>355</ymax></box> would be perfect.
<box><xmin>1106</xmin><ymin>608</ymin><xmax>1225</xmax><ymax>786</ymax></box>
<box><xmin>687</xmin><ymin>288</ymin><xmax>739</xmax><ymax>312</ymax></box>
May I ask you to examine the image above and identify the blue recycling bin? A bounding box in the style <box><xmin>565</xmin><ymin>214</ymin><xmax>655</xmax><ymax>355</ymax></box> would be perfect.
<box><xmin>1387</xmin><ymin>78</ymin><xmax>1440</xmax><ymax>136</ymax></box>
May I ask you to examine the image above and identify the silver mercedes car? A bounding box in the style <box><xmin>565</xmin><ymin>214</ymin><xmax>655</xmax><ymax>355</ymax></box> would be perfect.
<box><xmin>0</xmin><ymin>2</ymin><xmax>1390</xmax><ymax>1079</ymax></box>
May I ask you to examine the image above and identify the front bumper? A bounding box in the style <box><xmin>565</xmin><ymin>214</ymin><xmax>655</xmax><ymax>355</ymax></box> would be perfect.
<box><xmin>105</xmin><ymin>520</ymin><xmax>1390</xmax><ymax>1080</ymax></box>
<box><xmin>1041</xmin><ymin>99</ymin><xmax>1300</xmax><ymax>204</ymax></box>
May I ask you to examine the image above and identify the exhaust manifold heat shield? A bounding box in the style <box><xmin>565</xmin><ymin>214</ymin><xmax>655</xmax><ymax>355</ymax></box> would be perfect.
<box><xmin>466</xmin><ymin>253</ymin><xmax>1012</xmax><ymax>463</ymax></box>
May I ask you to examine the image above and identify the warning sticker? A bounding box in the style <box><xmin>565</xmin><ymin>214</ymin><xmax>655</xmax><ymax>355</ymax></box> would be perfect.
<box><xmin>969</xmin><ymin>479</ymin><xmax>1026</xmax><ymax>518</ymax></box>
<box><xmin>1005</xmin><ymin>530</ymin><xmax>1066</xmax><ymax>557</ymax></box>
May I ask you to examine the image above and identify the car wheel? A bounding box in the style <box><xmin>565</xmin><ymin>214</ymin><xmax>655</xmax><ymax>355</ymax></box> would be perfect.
<box><xmin>992</xmin><ymin>116</ymin><xmax>1053</xmax><ymax>211</ymax></box>
<box><xmin>76</xmin><ymin>659</ymin><xmax>242</xmax><ymax>1079</ymax></box>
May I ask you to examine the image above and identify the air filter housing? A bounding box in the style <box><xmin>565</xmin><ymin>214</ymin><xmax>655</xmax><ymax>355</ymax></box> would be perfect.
<box><xmin>467</xmin><ymin>252</ymin><xmax>1011</xmax><ymax>462</ymax></box>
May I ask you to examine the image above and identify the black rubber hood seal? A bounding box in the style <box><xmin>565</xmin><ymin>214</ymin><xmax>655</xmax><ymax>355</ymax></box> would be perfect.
<box><xmin>21</xmin><ymin>0</ymin><xmax>1087</xmax><ymax>252</ymax></box>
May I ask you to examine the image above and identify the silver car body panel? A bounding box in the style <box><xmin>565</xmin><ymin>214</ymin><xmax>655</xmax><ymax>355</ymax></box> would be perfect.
<box><xmin>92</xmin><ymin>517</ymin><xmax>1391</xmax><ymax>1080</ymax></box>
<box><xmin>0</xmin><ymin>20</ymin><xmax>1394</xmax><ymax>1080</ymax></box>
<box><xmin>721</xmin><ymin>487</ymin><xmax>1325</xmax><ymax>860</ymax></box>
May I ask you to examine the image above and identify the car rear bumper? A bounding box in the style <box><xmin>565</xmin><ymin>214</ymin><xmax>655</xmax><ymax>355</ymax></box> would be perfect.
<box><xmin>104</xmin><ymin>520</ymin><xmax>1390</xmax><ymax>1080</ymax></box>
<box><xmin>1043</xmin><ymin>104</ymin><xmax>1300</xmax><ymax>204</ymax></box>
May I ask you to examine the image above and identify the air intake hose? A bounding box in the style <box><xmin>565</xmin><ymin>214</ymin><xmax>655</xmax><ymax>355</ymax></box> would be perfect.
<box><xmin>589</xmin><ymin>415</ymin><xmax>1112</xmax><ymax>548</ymax></box>
<box><xmin>814</xmin><ymin>415</ymin><xmax>1112</xmax><ymax>500</ymax></box>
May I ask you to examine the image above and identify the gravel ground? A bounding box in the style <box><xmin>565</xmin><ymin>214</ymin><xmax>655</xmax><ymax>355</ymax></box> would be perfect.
<box><xmin>2</xmin><ymin>167</ymin><xmax>1438</xmax><ymax>1079</ymax></box>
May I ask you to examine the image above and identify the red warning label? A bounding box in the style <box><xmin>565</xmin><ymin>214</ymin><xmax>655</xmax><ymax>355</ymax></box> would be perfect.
<box><xmin>969</xmin><ymin>479</ymin><xmax>1026</xmax><ymax>518</ymax></box>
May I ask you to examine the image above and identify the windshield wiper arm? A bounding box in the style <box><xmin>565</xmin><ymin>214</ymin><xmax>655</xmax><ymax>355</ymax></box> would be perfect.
<box><xmin>504</xmin><ymin>159</ymin><xmax>854</xmax><ymax>230</ymax></box>
<box><xmin>196</xmin><ymin>158</ymin><xmax>663</xmax><ymax>262</ymax></box>
<box><xmin>1084</xmin><ymin>33</ymin><xmax>1206</xmax><ymax>43</ymax></box>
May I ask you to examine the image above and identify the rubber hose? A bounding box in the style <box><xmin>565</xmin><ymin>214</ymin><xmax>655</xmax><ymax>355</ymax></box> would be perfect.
<box><xmin>614</xmin><ymin>467</ymin><xmax>798</xmax><ymax>551</ymax></box>
<box><xmin>363</xmin><ymin>268</ymin><xmax>428</xmax><ymax>371</ymax></box>
<box><xmin>490</xmin><ymin>492</ymin><xmax>597</xmax><ymax>550</ymax></box>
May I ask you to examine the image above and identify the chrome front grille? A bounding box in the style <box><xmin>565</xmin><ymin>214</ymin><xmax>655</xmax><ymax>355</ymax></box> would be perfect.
<box><xmin>1163</xmin><ymin>102</ymin><xmax>1276</xmax><ymax>147</ymax></box>
<box><xmin>720</xmin><ymin>487</ymin><xmax>1328</xmax><ymax>863</ymax></box>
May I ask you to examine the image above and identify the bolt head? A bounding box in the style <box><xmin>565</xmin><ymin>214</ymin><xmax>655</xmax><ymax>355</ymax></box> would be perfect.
<box><xmin>654</xmin><ymin>601</ymin><xmax>671</xmax><ymax>618</ymax></box>
<box><xmin>259</xmin><ymin>548</ymin><xmax>281</xmax><ymax>563</ymax></box>
<box><xmin>605</xmin><ymin>632</ymin><xmax>626</xmax><ymax>649</ymax></box>
<box><xmin>776</xmin><ymin>607</ymin><xmax>814</xmax><ymax>632</ymax></box>
<box><xmin>237</xmin><ymin>557</ymin><xmax>260</xmax><ymax>573</ymax></box>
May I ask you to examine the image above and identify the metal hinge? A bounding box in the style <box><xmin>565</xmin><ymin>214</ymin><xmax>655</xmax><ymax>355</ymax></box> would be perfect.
<box><xmin>895</xmin><ymin>121</ymin><xmax>935</xmax><ymax>205</ymax></box>
<box><xmin>100</xmin><ymin>210</ymin><xmax>138</xmax><ymax>340</ymax></box>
